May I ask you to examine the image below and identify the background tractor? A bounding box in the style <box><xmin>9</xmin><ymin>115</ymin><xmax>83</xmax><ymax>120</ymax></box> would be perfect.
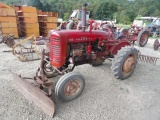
<box><xmin>57</xmin><ymin>9</ymin><xmax>90</xmax><ymax>30</ymax></box>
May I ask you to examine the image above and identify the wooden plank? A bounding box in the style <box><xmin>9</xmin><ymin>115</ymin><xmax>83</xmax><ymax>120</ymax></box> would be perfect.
<box><xmin>0</xmin><ymin>22</ymin><xmax>17</xmax><ymax>28</ymax></box>
<box><xmin>0</xmin><ymin>17</ymin><xmax>17</xmax><ymax>22</ymax></box>
<box><xmin>18</xmin><ymin>12</ymin><xmax>37</xmax><ymax>17</ymax></box>
<box><xmin>24</xmin><ymin>32</ymin><xmax>40</xmax><ymax>37</ymax></box>
<box><xmin>9</xmin><ymin>28</ymin><xmax>18</xmax><ymax>33</ymax></box>
<box><xmin>8</xmin><ymin>17</ymin><xmax>17</xmax><ymax>22</ymax></box>
<box><xmin>0</xmin><ymin>8</ymin><xmax>7</xmax><ymax>16</ymax></box>
<box><xmin>46</xmin><ymin>23</ymin><xmax>57</xmax><ymax>29</ymax></box>
<box><xmin>21</xmin><ymin>23</ymin><xmax>39</xmax><ymax>28</ymax></box>
<box><xmin>21</xmin><ymin>6</ymin><xmax>37</xmax><ymax>13</ymax></box>
<box><xmin>21</xmin><ymin>27</ymin><xmax>39</xmax><ymax>33</ymax></box>
<box><xmin>47</xmin><ymin>17</ymin><xmax>58</xmax><ymax>23</ymax></box>
<box><xmin>6</xmin><ymin>8</ymin><xmax>16</xmax><ymax>16</ymax></box>
<box><xmin>0</xmin><ymin>27</ymin><xmax>9</xmax><ymax>33</ymax></box>
<box><xmin>0</xmin><ymin>22</ymin><xmax>9</xmax><ymax>28</ymax></box>
<box><xmin>0</xmin><ymin>17</ymin><xmax>9</xmax><ymax>22</ymax></box>
<box><xmin>19</xmin><ymin>17</ymin><xmax>38</xmax><ymax>23</ymax></box>
<box><xmin>9</xmin><ymin>23</ymin><xmax>17</xmax><ymax>27</ymax></box>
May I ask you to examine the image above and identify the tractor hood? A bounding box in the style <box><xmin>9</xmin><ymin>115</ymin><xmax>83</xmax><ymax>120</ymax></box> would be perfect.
<box><xmin>49</xmin><ymin>30</ymin><xmax>109</xmax><ymax>43</ymax></box>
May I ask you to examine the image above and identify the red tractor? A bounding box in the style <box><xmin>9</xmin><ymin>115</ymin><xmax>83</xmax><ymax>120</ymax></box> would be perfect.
<box><xmin>13</xmin><ymin>3</ymin><xmax>139</xmax><ymax>117</ymax></box>
<box><xmin>89</xmin><ymin>20</ymin><xmax>150</xmax><ymax>47</ymax></box>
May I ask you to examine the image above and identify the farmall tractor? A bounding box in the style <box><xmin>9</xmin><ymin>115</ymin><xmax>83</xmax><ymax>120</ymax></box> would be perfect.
<box><xmin>89</xmin><ymin>19</ymin><xmax>150</xmax><ymax>47</ymax></box>
<box><xmin>13</xmin><ymin>3</ymin><xmax>139</xmax><ymax>117</ymax></box>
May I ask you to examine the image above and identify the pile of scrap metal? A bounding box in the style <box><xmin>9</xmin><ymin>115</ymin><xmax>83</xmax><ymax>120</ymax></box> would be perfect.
<box><xmin>1</xmin><ymin>34</ymin><xmax>16</xmax><ymax>48</ymax></box>
<box><xmin>1</xmin><ymin>34</ymin><xmax>49</xmax><ymax>62</ymax></box>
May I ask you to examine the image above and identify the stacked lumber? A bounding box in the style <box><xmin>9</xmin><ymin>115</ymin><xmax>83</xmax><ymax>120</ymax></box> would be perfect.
<box><xmin>15</xmin><ymin>6</ymin><xmax>39</xmax><ymax>37</ymax></box>
<box><xmin>38</xmin><ymin>10</ymin><xmax>58</xmax><ymax>37</ymax></box>
<box><xmin>0</xmin><ymin>2</ymin><xmax>18</xmax><ymax>39</ymax></box>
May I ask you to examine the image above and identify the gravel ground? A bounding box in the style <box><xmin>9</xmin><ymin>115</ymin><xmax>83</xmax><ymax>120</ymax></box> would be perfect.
<box><xmin>0</xmin><ymin>38</ymin><xmax>160</xmax><ymax>120</ymax></box>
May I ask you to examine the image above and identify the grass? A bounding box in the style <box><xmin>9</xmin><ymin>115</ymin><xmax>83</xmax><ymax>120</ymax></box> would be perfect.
<box><xmin>115</xmin><ymin>23</ymin><xmax>131</xmax><ymax>28</ymax></box>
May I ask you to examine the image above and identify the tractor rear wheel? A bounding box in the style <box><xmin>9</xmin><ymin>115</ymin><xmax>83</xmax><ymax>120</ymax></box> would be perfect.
<box><xmin>111</xmin><ymin>46</ymin><xmax>138</xmax><ymax>80</ymax></box>
<box><xmin>137</xmin><ymin>30</ymin><xmax>149</xmax><ymax>47</ymax></box>
<box><xmin>55</xmin><ymin>72</ymin><xmax>85</xmax><ymax>102</ymax></box>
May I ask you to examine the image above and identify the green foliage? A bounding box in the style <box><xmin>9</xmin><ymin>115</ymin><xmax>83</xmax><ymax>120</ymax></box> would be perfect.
<box><xmin>29</xmin><ymin>0</ymin><xmax>43</xmax><ymax>10</ymax></box>
<box><xmin>0</xmin><ymin>0</ymin><xmax>160</xmax><ymax>24</ymax></box>
<box><xmin>63</xmin><ymin>13</ymin><xmax>70</xmax><ymax>20</ymax></box>
<box><xmin>95</xmin><ymin>1</ymin><xmax>118</xmax><ymax>20</ymax></box>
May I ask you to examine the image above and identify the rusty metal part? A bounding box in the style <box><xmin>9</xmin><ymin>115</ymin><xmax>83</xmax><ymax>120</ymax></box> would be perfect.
<box><xmin>43</xmin><ymin>60</ymin><xmax>58</xmax><ymax>78</ymax></box>
<box><xmin>138</xmin><ymin>53</ymin><xmax>159</xmax><ymax>64</ymax></box>
<box><xmin>12</xmin><ymin>35</ymin><xmax>43</xmax><ymax>62</ymax></box>
<box><xmin>92</xmin><ymin>57</ymin><xmax>105</xmax><ymax>66</ymax></box>
<box><xmin>12</xmin><ymin>72</ymin><xmax>55</xmax><ymax>117</ymax></box>
<box><xmin>64</xmin><ymin>80</ymin><xmax>81</xmax><ymax>96</ymax></box>
<box><xmin>154</xmin><ymin>39</ymin><xmax>160</xmax><ymax>51</ymax></box>
<box><xmin>2</xmin><ymin>34</ymin><xmax>15</xmax><ymax>47</ymax></box>
<box><xmin>122</xmin><ymin>54</ymin><xmax>136</xmax><ymax>75</ymax></box>
<box><xmin>73</xmin><ymin>49</ymin><xmax>83</xmax><ymax>57</ymax></box>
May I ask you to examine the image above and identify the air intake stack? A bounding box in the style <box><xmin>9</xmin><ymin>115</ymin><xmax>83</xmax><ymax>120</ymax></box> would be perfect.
<box><xmin>82</xmin><ymin>2</ymin><xmax>89</xmax><ymax>32</ymax></box>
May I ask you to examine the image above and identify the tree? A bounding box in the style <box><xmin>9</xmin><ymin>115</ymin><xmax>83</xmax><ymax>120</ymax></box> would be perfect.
<box><xmin>29</xmin><ymin>0</ymin><xmax>43</xmax><ymax>10</ymax></box>
<box><xmin>95</xmin><ymin>1</ymin><xmax>118</xmax><ymax>20</ymax></box>
<box><xmin>63</xmin><ymin>13</ymin><xmax>70</xmax><ymax>20</ymax></box>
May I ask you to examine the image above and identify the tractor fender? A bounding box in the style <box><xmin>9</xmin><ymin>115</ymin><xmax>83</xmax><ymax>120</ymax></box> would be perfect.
<box><xmin>110</xmin><ymin>41</ymin><xmax>131</xmax><ymax>55</ymax></box>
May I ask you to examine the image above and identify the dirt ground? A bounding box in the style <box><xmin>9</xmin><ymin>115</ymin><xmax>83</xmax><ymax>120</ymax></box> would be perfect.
<box><xmin>0</xmin><ymin>38</ymin><xmax>160</xmax><ymax>120</ymax></box>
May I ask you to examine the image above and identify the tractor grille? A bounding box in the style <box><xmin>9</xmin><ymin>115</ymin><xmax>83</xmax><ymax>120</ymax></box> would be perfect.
<box><xmin>50</xmin><ymin>37</ymin><xmax>61</xmax><ymax>64</ymax></box>
<box><xmin>52</xmin><ymin>45</ymin><xmax>61</xmax><ymax>57</ymax></box>
<box><xmin>52</xmin><ymin>38</ymin><xmax>60</xmax><ymax>42</ymax></box>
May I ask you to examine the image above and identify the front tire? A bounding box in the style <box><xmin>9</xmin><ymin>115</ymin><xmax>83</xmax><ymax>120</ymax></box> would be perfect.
<box><xmin>55</xmin><ymin>72</ymin><xmax>85</xmax><ymax>102</ymax></box>
<box><xmin>111</xmin><ymin>46</ymin><xmax>138</xmax><ymax>80</ymax></box>
<box><xmin>137</xmin><ymin>30</ymin><xmax>149</xmax><ymax>47</ymax></box>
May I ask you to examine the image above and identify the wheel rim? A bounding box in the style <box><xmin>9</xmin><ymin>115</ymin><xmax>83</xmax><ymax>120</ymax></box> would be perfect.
<box><xmin>140</xmin><ymin>32</ymin><xmax>148</xmax><ymax>45</ymax></box>
<box><xmin>64</xmin><ymin>80</ymin><xmax>81</xmax><ymax>96</ymax></box>
<box><xmin>122</xmin><ymin>54</ymin><xmax>136</xmax><ymax>75</ymax></box>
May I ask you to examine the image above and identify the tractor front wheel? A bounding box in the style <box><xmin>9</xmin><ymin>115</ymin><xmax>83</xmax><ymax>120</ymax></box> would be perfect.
<box><xmin>137</xmin><ymin>30</ymin><xmax>149</xmax><ymax>47</ymax></box>
<box><xmin>55</xmin><ymin>72</ymin><xmax>85</xmax><ymax>102</ymax></box>
<box><xmin>111</xmin><ymin>46</ymin><xmax>138</xmax><ymax>80</ymax></box>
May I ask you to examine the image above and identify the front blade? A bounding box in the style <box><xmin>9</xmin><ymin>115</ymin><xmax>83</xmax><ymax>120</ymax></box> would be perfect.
<box><xmin>12</xmin><ymin>73</ymin><xmax>55</xmax><ymax>117</ymax></box>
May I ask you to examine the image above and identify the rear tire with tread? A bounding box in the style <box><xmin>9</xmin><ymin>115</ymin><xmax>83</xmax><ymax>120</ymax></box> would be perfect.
<box><xmin>111</xmin><ymin>46</ymin><xmax>138</xmax><ymax>80</ymax></box>
<box><xmin>137</xmin><ymin>30</ymin><xmax>149</xmax><ymax>47</ymax></box>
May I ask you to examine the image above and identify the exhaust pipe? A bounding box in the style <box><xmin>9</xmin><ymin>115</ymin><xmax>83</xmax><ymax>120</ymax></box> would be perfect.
<box><xmin>82</xmin><ymin>3</ymin><xmax>88</xmax><ymax>32</ymax></box>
